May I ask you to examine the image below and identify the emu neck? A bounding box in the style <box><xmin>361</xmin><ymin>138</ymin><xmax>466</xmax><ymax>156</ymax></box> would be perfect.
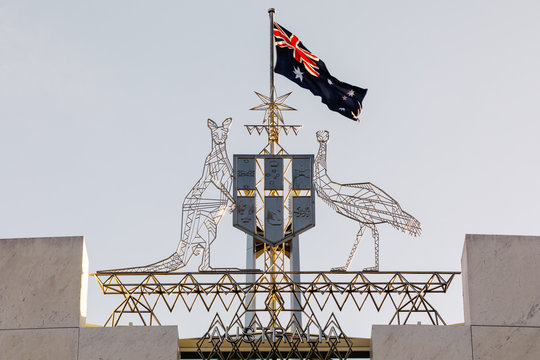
<box><xmin>315</xmin><ymin>141</ymin><xmax>328</xmax><ymax>173</ymax></box>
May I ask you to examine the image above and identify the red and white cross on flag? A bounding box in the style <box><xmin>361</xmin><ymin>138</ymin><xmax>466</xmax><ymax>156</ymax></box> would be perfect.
<box><xmin>273</xmin><ymin>22</ymin><xmax>320</xmax><ymax>77</ymax></box>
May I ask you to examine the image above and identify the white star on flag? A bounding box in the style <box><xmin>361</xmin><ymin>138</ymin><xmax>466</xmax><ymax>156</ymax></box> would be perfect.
<box><xmin>342</xmin><ymin>95</ymin><xmax>348</xmax><ymax>101</ymax></box>
<box><xmin>328</xmin><ymin>79</ymin><xmax>333</xmax><ymax>85</ymax></box>
<box><xmin>347</xmin><ymin>89</ymin><xmax>355</xmax><ymax>97</ymax></box>
<box><xmin>293</xmin><ymin>67</ymin><xmax>304</xmax><ymax>82</ymax></box>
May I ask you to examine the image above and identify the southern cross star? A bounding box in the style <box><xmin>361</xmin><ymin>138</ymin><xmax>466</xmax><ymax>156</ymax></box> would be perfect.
<box><xmin>342</xmin><ymin>95</ymin><xmax>348</xmax><ymax>101</ymax></box>
<box><xmin>328</xmin><ymin>79</ymin><xmax>333</xmax><ymax>85</ymax></box>
<box><xmin>347</xmin><ymin>89</ymin><xmax>355</xmax><ymax>97</ymax></box>
<box><xmin>293</xmin><ymin>67</ymin><xmax>304</xmax><ymax>82</ymax></box>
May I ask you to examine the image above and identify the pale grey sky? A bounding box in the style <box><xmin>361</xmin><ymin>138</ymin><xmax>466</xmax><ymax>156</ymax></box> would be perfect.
<box><xmin>1</xmin><ymin>1</ymin><xmax>540</xmax><ymax>337</ymax></box>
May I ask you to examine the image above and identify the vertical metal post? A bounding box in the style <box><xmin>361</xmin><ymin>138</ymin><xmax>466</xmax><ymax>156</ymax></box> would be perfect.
<box><xmin>290</xmin><ymin>236</ymin><xmax>302</xmax><ymax>328</ymax></box>
<box><xmin>245</xmin><ymin>235</ymin><xmax>256</xmax><ymax>327</ymax></box>
<box><xmin>269</xmin><ymin>8</ymin><xmax>275</xmax><ymax>104</ymax></box>
<box><xmin>268</xmin><ymin>8</ymin><xmax>278</xmax><ymax>154</ymax></box>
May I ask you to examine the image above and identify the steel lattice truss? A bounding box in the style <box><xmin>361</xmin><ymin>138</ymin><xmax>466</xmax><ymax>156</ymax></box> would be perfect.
<box><xmin>93</xmin><ymin>270</ymin><xmax>458</xmax><ymax>328</ymax></box>
<box><xmin>101</xmin><ymin>118</ymin><xmax>234</xmax><ymax>273</ymax></box>
<box><xmin>314</xmin><ymin>130</ymin><xmax>422</xmax><ymax>272</ymax></box>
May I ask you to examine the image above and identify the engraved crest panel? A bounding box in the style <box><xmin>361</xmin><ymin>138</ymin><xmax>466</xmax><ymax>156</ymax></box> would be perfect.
<box><xmin>293</xmin><ymin>157</ymin><xmax>312</xmax><ymax>190</ymax></box>
<box><xmin>236</xmin><ymin>157</ymin><xmax>256</xmax><ymax>190</ymax></box>
<box><xmin>234</xmin><ymin>197</ymin><xmax>256</xmax><ymax>233</ymax></box>
<box><xmin>265</xmin><ymin>157</ymin><xmax>283</xmax><ymax>190</ymax></box>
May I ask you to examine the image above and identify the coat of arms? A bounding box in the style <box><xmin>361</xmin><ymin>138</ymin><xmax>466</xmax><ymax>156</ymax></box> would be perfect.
<box><xmin>233</xmin><ymin>154</ymin><xmax>315</xmax><ymax>246</ymax></box>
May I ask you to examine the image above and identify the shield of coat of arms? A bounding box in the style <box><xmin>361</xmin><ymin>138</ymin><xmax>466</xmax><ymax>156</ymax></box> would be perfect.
<box><xmin>233</xmin><ymin>154</ymin><xmax>315</xmax><ymax>246</ymax></box>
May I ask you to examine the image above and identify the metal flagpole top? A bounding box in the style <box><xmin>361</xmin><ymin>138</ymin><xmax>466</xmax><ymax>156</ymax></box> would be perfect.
<box><xmin>269</xmin><ymin>9</ymin><xmax>275</xmax><ymax>105</ymax></box>
<box><xmin>246</xmin><ymin>8</ymin><xmax>301</xmax><ymax>155</ymax></box>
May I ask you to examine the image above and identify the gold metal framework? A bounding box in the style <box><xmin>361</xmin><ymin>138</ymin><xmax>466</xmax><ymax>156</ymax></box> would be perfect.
<box><xmin>93</xmin><ymin>267</ymin><xmax>458</xmax><ymax>358</ymax></box>
<box><xmin>314</xmin><ymin>130</ymin><xmax>422</xmax><ymax>272</ymax></box>
<box><xmin>93</xmin><ymin>270</ymin><xmax>458</xmax><ymax>327</ymax></box>
<box><xmin>240</xmin><ymin>10</ymin><xmax>314</xmax><ymax>330</ymax></box>
<box><xmin>181</xmin><ymin>335</ymin><xmax>371</xmax><ymax>360</ymax></box>
<box><xmin>248</xmin><ymin>91</ymin><xmax>301</xmax><ymax>155</ymax></box>
<box><xmin>198</xmin><ymin>311</ymin><xmax>355</xmax><ymax>360</ymax></box>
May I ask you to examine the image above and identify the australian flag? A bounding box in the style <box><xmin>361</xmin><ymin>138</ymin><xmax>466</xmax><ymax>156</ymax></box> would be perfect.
<box><xmin>274</xmin><ymin>22</ymin><xmax>367</xmax><ymax>121</ymax></box>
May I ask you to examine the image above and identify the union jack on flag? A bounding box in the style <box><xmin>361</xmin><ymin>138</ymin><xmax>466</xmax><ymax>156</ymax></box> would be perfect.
<box><xmin>274</xmin><ymin>22</ymin><xmax>320</xmax><ymax>77</ymax></box>
<box><xmin>273</xmin><ymin>22</ymin><xmax>367</xmax><ymax>122</ymax></box>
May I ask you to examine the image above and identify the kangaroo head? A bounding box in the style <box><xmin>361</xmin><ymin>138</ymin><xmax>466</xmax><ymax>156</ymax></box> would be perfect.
<box><xmin>316</xmin><ymin>130</ymin><xmax>330</xmax><ymax>143</ymax></box>
<box><xmin>208</xmin><ymin>118</ymin><xmax>232</xmax><ymax>145</ymax></box>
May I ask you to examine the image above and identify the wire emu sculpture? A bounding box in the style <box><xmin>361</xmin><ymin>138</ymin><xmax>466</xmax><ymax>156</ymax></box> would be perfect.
<box><xmin>101</xmin><ymin>118</ymin><xmax>234</xmax><ymax>273</ymax></box>
<box><xmin>314</xmin><ymin>130</ymin><xmax>421</xmax><ymax>271</ymax></box>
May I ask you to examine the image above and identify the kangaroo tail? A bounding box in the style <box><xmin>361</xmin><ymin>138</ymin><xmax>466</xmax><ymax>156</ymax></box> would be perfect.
<box><xmin>97</xmin><ymin>252</ymin><xmax>185</xmax><ymax>274</ymax></box>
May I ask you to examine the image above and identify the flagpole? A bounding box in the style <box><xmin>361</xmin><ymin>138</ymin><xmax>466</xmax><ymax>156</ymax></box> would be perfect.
<box><xmin>267</xmin><ymin>8</ymin><xmax>278</xmax><ymax>155</ymax></box>
<box><xmin>269</xmin><ymin>8</ymin><xmax>275</xmax><ymax>104</ymax></box>
<box><xmin>267</xmin><ymin>8</ymin><xmax>278</xmax><ymax>322</ymax></box>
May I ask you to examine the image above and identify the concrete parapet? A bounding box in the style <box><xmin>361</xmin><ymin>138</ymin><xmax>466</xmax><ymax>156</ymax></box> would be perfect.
<box><xmin>78</xmin><ymin>326</ymin><xmax>179</xmax><ymax>360</ymax></box>
<box><xmin>0</xmin><ymin>236</ymin><xmax>180</xmax><ymax>359</ymax></box>
<box><xmin>371</xmin><ymin>325</ymin><xmax>473</xmax><ymax>360</ymax></box>
<box><xmin>371</xmin><ymin>234</ymin><xmax>540</xmax><ymax>359</ymax></box>
<box><xmin>462</xmin><ymin>234</ymin><xmax>540</xmax><ymax>326</ymax></box>
<box><xmin>0</xmin><ymin>236</ymin><xmax>88</xmax><ymax>329</ymax></box>
<box><xmin>471</xmin><ymin>326</ymin><xmax>540</xmax><ymax>360</ymax></box>
<box><xmin>0</xmin><ymin>328</ymin><xmax>79</xmax><ymax>360</ymax></box>
<box><xmin>371</xmin><ymin>324</ymin><xmax>540</xmax><ymax>360</ymax></box>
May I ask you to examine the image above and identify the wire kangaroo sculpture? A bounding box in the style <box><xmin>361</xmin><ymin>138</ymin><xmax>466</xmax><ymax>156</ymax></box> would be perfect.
<box><xmin>102</xmin><ymin>118</ymin><xmax>234</xmax><ymax>273</ymax></box>
<box><xmin>314</xmin><ymin>130</ymin><xmax>421</xmax><ymax>272</ymax></box>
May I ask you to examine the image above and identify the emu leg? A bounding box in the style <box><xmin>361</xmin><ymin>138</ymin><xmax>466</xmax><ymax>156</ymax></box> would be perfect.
<box><xmin>331</xmin><ymin>226</ymin><xmax>365</xmax><ymax>271</ymax></box>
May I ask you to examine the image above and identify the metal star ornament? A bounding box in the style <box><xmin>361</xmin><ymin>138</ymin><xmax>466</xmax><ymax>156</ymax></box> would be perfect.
<box><xmin>250</xmin><ymin>91</ymin><xmax>296</xmax><ymax>125</ymax></box>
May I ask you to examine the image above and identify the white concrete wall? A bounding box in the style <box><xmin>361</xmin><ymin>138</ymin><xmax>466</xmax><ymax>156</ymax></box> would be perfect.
<box><xmin>371</xmin><ymin>234</ymin><xmax>540</xmax><ymax>360</ymax></box>
<box><xmin>0</xmin><ymin>236</ymin><xmax>88</xmax><ymax>329</ymax></box>
<box><xmin>0</xmin><ymin>328</ymin><xmax>79</xmax><ymax>359</ymax></box>
<box><xmin>0</xmin><ymin>236</ymin><xmax>179</xmax><ymax>360</ymax></box>
<box><xmin>371</xmin><ymin>325</ymin><xmax>472</xmax><ymax>359</ymax></box>
<box><xmin>79</xmin><ymin>326</ymin><xmax>179</xmax><ymax>360</ymax></box>
<box><xmin>462</xmin><ymin>234</ymin><xmax>540</xmax><ymax>327</ymax></box>
<box><xmin>471</xmin><ymin>326</ymin><xmax>540</xmax><ymax>359</ymax></box>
